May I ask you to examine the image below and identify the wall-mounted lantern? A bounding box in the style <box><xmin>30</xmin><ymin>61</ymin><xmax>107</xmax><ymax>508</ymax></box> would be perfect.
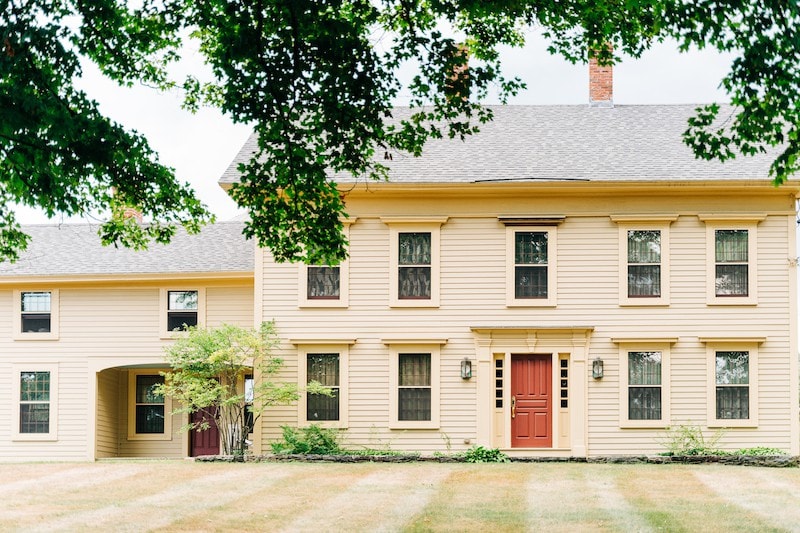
<box><xmin>460</xmin><ymin>358</ymin><xmax>473</xmax><ymax>379</ymax></box>
<box><xmin>592</xmin><ymin>358</ymin><xmax>604</xmax><ymax>379</ymax></box>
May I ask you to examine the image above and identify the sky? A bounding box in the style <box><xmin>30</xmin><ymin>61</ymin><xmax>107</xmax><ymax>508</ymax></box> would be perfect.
<box><xmin>15</xmin><ymin>32</ymin><xmax>733</xmax><ymax>225</ymax></box>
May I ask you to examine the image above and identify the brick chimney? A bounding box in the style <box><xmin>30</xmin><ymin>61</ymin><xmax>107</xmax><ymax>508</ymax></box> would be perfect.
<box><xmin>589</xmin><ymin>50</ymin><xmax>613</xmax><ymax>107</ymax></box>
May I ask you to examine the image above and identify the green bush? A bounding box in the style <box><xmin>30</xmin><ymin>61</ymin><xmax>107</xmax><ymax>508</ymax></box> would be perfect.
<box><xmin>461</xmin><ymin>445</ymin><xmax>510</xmax><ymax>463</ymax></box>
<box><xmin>658</xmin><ymin>424</ymin><xmax>725</xmax><ymax>456</ymax></box>
<box><xmin>271</xmin><ymin>424</ymin><xmax>341</xmax><ymax>455</ymax></box>
<box><xmin>735</xmin><ymin>447</ymin><xmax>785</xmax><ymax>456</ymax></box>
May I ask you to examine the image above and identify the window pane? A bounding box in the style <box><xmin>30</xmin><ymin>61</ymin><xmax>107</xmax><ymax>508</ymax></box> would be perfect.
<box><xmin>398</xmin><ymin>388</ymin><xmax>431</xmax><ymax>421</ymax></box>
<box><xmin>136</xmin><ymin>375</ymin><xmax>164</xmax><ymax>404</ymax></box>
<box><xmin>399</xmin><ymin>233</ymin><xmax>431</xmax><ymax>265</ymax></box>
<box><xmin>20</xmin><ymin>371</ymin><xmax>50</xmax><ymax>401</ymax></box>
<box><xmin>21</xmin><ymin>314</ymin><xmax>51</xmax><ymax>333</ymax></box>
<box><xmin>399</xmin><ymin>354</ymin><xmax>431</xmax><ymax>386</ymax></box>
<box><xmin>715</xmin><ymin>230</ymin><xmax>748</xmax><ymax>262</ymax></box>
<box><xmin>307</xmin><ymin>389</ymin><xmax>339</xmax><ymax>421</ymax></box>
<box><xmin>628</xmin><ymin>230</ymin><xmax>660</xmax><ymax>263</ymax></box>
<box><xmin>515</xmin><ymin>232</ymin><xmax>547</xmax><ymax>265</ymax></box>
<box><xmin>136</xmin><ymin>405</ymin><xmax>165</xmax><ymax>433</ymax></box>
<box><xmin>22</xmin><ymin>291</ymin><xmax>50</xmax><ymax>312</ymax></box>
<box><xmin>20</xmin><ymin>403</ymin><xmax>50</xmax><ymax>433</ymax></box>
<box><xmin>716</xmin><ymin>352</ymin><xmax>749</xmax><ymax>385</ymax></box>
<box><xmin>629</xmin><ymin>387</ymin><xmax>662</xmax><ymax>420</ymax></box>
<box><xmin>628</xmin><ymin>265</ymin><xmax>661</xmax><ymax>297</ymax></box>
<box><xmin>715</xmin><ymin>265</ymin><xmax>748</xmax><ymax>296</ymax></box>
<box><xmin>716</xmin><ymin>386</ymin><xmax>749</xmax><ymax>419</ymax></box>
<box><xmin>515</xmin><ymin>266</ymin><xmax>547</xmax><ymax>298</ymax></box>
<box><xmin>399</xmin><ymin>267</ymin><xmax>431</xmax><ymax>299</ymax></box>
<box><xmin>168</xmin><ymin>290</ymin><xmax>198</xmax><ymax>310</ymax></box>
<box><xmin>628</xmin><ymin>352</ymin><xmax>661</xmax><ymax>385</ymax></box>
<box><xmin>307</xmin><ymin>266</ymin><xmax>340</xmax><ymax>299</ymax></box>
<box><xmin>307</xmin><ymin>354</ymin><xmax>339</xmax><ymax>386</ymax></box>
<box><xmin>167</xmin><ymin>311</ymin><xmax>198</xmax><ymax>331</ymax></box>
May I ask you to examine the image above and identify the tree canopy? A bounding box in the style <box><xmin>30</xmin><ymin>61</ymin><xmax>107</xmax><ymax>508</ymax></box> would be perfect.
<box><xmin>2</xmin><ymin>1</ymin><xmax>799</xmax><ymax>263</ymax></box>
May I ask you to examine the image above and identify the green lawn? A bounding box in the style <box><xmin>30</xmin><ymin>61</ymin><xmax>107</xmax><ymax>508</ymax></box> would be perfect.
<box><xmin>1</xmin><ymin>461</ymin><xmax>797</xmax><ymax>532</ymax></box>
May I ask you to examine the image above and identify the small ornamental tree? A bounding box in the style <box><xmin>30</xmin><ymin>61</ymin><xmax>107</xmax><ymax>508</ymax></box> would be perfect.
<box><xmin>158</xmin><ymin>321</ymin><xmax>327</xmax><ymax>456</ymax></box>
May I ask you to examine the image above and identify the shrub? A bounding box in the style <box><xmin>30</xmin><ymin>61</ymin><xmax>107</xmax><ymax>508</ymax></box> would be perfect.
<box><xmin>658</xmin><ymin>424</ymin><xmax>725</xmax><ymax>456</ymax></box>
<box><xmin>461</xmin><ymin>445</ymin><xmax>510</xmax><ymax>463</ymax></box>
<box><xmin>735</xmin><ymin>447</ymin><xmax>785</xmax><ymax>456</ymax></box>
<box><xmin>271</xmin><ymin>424</ymin><xmax>341</xmax><ymax>455</ymax></box>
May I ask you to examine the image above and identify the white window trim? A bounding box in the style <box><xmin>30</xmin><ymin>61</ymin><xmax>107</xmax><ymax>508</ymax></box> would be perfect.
<box><xmin>701</xmin><ymin>217</ymin><xmax>761</xmax><ymax>306</ymax></box>
<box><xmin>12</xmin><ymin>364</ymin><xmax>59</xmax><ymax>441</ymax></box>
<box><xmin>506</xmin><ymin>226</ymin><xmax>557</xmax><ymax>307</ymax></box>
<box><xmin>296</xmin><ymin>344</ymin><xmax>350</xmax><ymax>428</ymax></box>
<box><xmin>298</xmin><ymin>223</ymin><xmax>351</xmax><ymax>308</ymax></box>
<box><xmin>387</xmin><ymin>343</ymin><xmax>441</xmax><ymax>429</ymax></box>
<box><xmin>616</xmin><ymin>342</ymin><xmax>672</xmax><ymax>429</ymax></box>
<box><xmin>615</xmin><ymin>222</ymin><xmax>672</xmax><ymax>306</ymax></box>
<box><xmin>383</xmin><ymin>218</ymin><xmax>446</xmax><ymax>308</ymax></box>
<box><xmin>127</xmin><ymin>370</ymin><xmax>173</xmax><ymax>440</ymax></box>
<box><xmin>13</xmin><ymin>289</ymin><xmax>59</xmax><ymax>341</ymax></box>
<box><xmin>159</xmin><ymin>288</ymin><xmax>206</xmax><ymax>339</ymax></box>
<box><xmin>704</xmin><ymin>340</ymin><xmax>760</xmax><ymax>428</ymax></box>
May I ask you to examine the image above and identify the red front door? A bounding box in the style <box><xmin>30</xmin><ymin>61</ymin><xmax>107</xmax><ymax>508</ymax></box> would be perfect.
<box><xmin>511</xmin><ymin>354</ymin><xmax>552</xmax><ymax>448</ymax></box>
<box><xmin>190</xmin><ymin>407</ymin><xmax>220</xmax><ymax>456</ymax></box>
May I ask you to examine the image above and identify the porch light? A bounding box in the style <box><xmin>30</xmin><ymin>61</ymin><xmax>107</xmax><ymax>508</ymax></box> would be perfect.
<box><xmin>592</xmin><ymin>358</ymin><xmax>604</xmax><ymax>379</ymax></box>
<box><xmin>460</xmin><ymin>358</ymin><xmax>473</xmax><ymax>379</ymax></box>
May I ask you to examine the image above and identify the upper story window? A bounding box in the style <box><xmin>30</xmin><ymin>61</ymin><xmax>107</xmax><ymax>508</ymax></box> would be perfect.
<box><xmin>611</xmin><ymin>215</ymin><xmax>676</xmax><ymax>306</ymax></box>
<box><xmin>504</xmin><ymin>224</ymin><xmax>558</xmax><ymax>307</ymax></box>
<box><xmin>13</xmin><ymin>289</ymin><xmax>60</xmax><ymax>340</ymax></box>
<box><xmin>12</xmin><ymin>364</ymin><xmax>58</xmax><ymax>441</ymax></box>
<box><xmin>627</xmin><ymin>230</ymin><xmax>661</xmax><ymax>298</ymax></box>
<box><xmin>298</xmin><ymin>221</ymin><xmax>352</xmax><ymax>308</ymax></box>
<box><xmin>714</xmin><ymin>230</ymin><xmax>749</xmax><ymax>297</ymax></box>
<box><xmin>700</xmin><ymin>215</ymin><xmax>762</xmax><ymax>306</ymax></box>
<box><xmin>383</xmin><ymin>218</ymin><xmax>446</xmax><ymax>307</ymax></box>
<box><xmin>167</xmin><ymin>290</ymin><xmax>198</xmax><ymax>331</ymax></box>
<box><xmin>21</xmin><ymin>291</ymin><xmax>51</xmax><ymax>332</ymax></box>
<box><xmin>399</xmin><ymin>232</ymin><xmax>432</xmax><ymax>300</ymax></box>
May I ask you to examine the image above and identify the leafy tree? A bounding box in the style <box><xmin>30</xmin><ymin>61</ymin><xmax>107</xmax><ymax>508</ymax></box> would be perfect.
<box><xmin>3</xmin><ymin>1</ymin><xmax>800</xmax><ymax>263</ymax></box>
<box><xmin>157</xmin><ymin>321</ymin><xmax>328</xmax><ymax>456</ymax></box>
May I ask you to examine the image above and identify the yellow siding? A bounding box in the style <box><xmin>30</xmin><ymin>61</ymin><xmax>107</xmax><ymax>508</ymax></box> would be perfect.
<box><xmin>0</xmin><ymin>280</ymin><xmax>253</xmax><ymax>461</ymax></box>
<box><xmin>257</xmin><ymin>184</ymin><xmax>798</xmax><ymax>456</ymax></box>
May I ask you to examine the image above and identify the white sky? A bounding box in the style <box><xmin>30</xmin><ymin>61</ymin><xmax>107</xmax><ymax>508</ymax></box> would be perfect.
<box><xmin>15</xmin><ymin>33</ymin><xmax>732</xmax><ymax>224</ymax></box>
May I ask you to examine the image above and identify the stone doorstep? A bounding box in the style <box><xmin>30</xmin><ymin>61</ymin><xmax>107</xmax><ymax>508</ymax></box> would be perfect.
<box><xmin>194</xmin><ymin>453</ymin><xmax>800</xmax><ymax>467</ymax></box>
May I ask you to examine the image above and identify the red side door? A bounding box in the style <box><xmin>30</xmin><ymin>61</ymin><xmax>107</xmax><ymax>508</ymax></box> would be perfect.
<box><xmin>511</xmin><ymin>354</ymin><xmax>552</xmax><ymax>448</ymax></box>
<box><xmin>190</xmin><ymin>407</ymin><xmax>220</xmax><ymax>456</ymax></box>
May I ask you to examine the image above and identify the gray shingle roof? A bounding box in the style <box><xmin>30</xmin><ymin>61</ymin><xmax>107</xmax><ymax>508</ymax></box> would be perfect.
<box><xmin>0</xmin><ymin>221</ymin><xmax>252</xmax><ymax>278</ymax></box>
<box><xmin>219</xmin><ymin>105</ymin><xmax>777</xmax><ymax>185</ymax></box>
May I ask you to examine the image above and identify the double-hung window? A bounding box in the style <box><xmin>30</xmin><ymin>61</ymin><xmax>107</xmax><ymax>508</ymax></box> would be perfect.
<box><xmin>615</xmin><ymin>339</ymin><xmax>673</xmax><ymax>428</ymax></box>
<box><xmin>384</xmin><ymin>218</ymin><xmax>446</xmax><ymax>307</ymax></box>
<box><xmin>306</xmin><ymin>353</ymin><xmax>340</xmax><ymax>421</ymax></box>
<box><xmin>504</xmin><ymin>223</ymin><xmax>558</xmax><ymax>307</ymax></box>
<box><xmin>14</xmin><ymin>290</ymin><xmax>59</xmax><ymax>340</ymax></box>
<box><xmin>299</xmin><ymin>222</ymin><xmax>351</xmax><ymax>307</ymax></box>
<box><xmin>12</xmin><ymin>365</ymin><xmax>58</xmax><ymax>440</ymax></box>
<box><xmin>295</xmin><ymin>342</ymin><xmax>351</xmax><ymax>427</ymax></box>
<box><xmin>386</xmin><ymin>340</ymin><xmax>443</xmax><ymax>429</ymax></box>
<box><xmin>612</xmin><ymin>216</ymin><xmax>675</xmax><ymax>306</ymax></box>
<box><xmin>160</xmin><ymin>288</ymin><xmax>204</xmax><ymax>338</ymax></box>
<box><xmin>701</xmin><ymin>216</ymin><xmax>761</xmax><ymax>305</ymax></box>
<box><xmin>702</xmin><ymin>339</ymin><xmax>760</xmax><ymax>427</ymax></box>
<box><xmin>128</xmin><ymin>371</ymin><xmax>172</xmax><ymax>439</ymax></box>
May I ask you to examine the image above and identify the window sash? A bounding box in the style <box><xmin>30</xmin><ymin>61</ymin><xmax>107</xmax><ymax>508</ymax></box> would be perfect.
<box><xmin>716</xmin><ymin>387</ymin><xmax>749</xmax><ymax>419</ymax></box>
<box><xmin>628</xmin><ymin>265</ymin><xmax>661</xmax><ymax>297</ymax></box>
<box><xmin>715</xmin><ymin>351</ymin><xmax>749</xmax><ymax>420</ymax></box>
<box><xmin>398</xmin><ymin>353</ymin><xmax>431</xmax><ymax>421</ymax></box>
<box><xmin>306</xmin><ymin>354</ymin><xmax>340</xmax><ymax>421</ymax></box>
<box><xmin>307</xmin><ymin>389</ymin><xmax>340</xmax><ymax>421</ymax></box>
<box><xmin>515</xmin><ymin>232</ymin><xmax>548</xmax><ymax>265</ymax></box>
<box><xmin>627</xmin><ymin>352</ymin><xmax>662</xmax><ymax>420</ymax></box>
<box><xmin>628</xmin><ymin>387</ymin><xmax>662</xmax><ymax>420</ymax></box>
<box><xmin>307</xmin><ymin>266</ymin><xmax>340</xmax><ymax>299</ymax></box>
<box><xmin>715</xmin><ymin>230</ymin><xmax>748</xmax><ymax>262</ymax></box>
<box><xmin>21</xmin><ymin>291</ymin><xmax>51</xmax><ymax>312</ymax></box>
<box><xmin>398</xmin><ymin>233</ymin><xmax>431</xmax><ymax>265</ymax></box>
<box><xmin>135</xmin><ymin>375</ymin><xmax>165</xmax><ymax>434</ymax></box>
<box><xmin>716</xmin><ymin>351</ymin><xmax>749</xmax><ymax>385</ymax></box>
<box><xmin>19</xmin><ymin>371</ymin><xmax>51</xmax><ymax>434</ymax></box>
<box><xmin>627</xmin><ymin>230</ymin><xmax>661</xmax><ymax>263</ymax></box>
<box><xmin>714</xmin><ymin>230</ymin><xmax>748</xmax><ymax>297</ymax></box>
<box><xmin>168</xmin><ymin>290</ymin><xmax>198</xmax><ymax>311</ymax></box>
<box><xmin>715</xmin><ymin>265</ymin><xmax>748</xmax><ymax>296</ymax></box>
